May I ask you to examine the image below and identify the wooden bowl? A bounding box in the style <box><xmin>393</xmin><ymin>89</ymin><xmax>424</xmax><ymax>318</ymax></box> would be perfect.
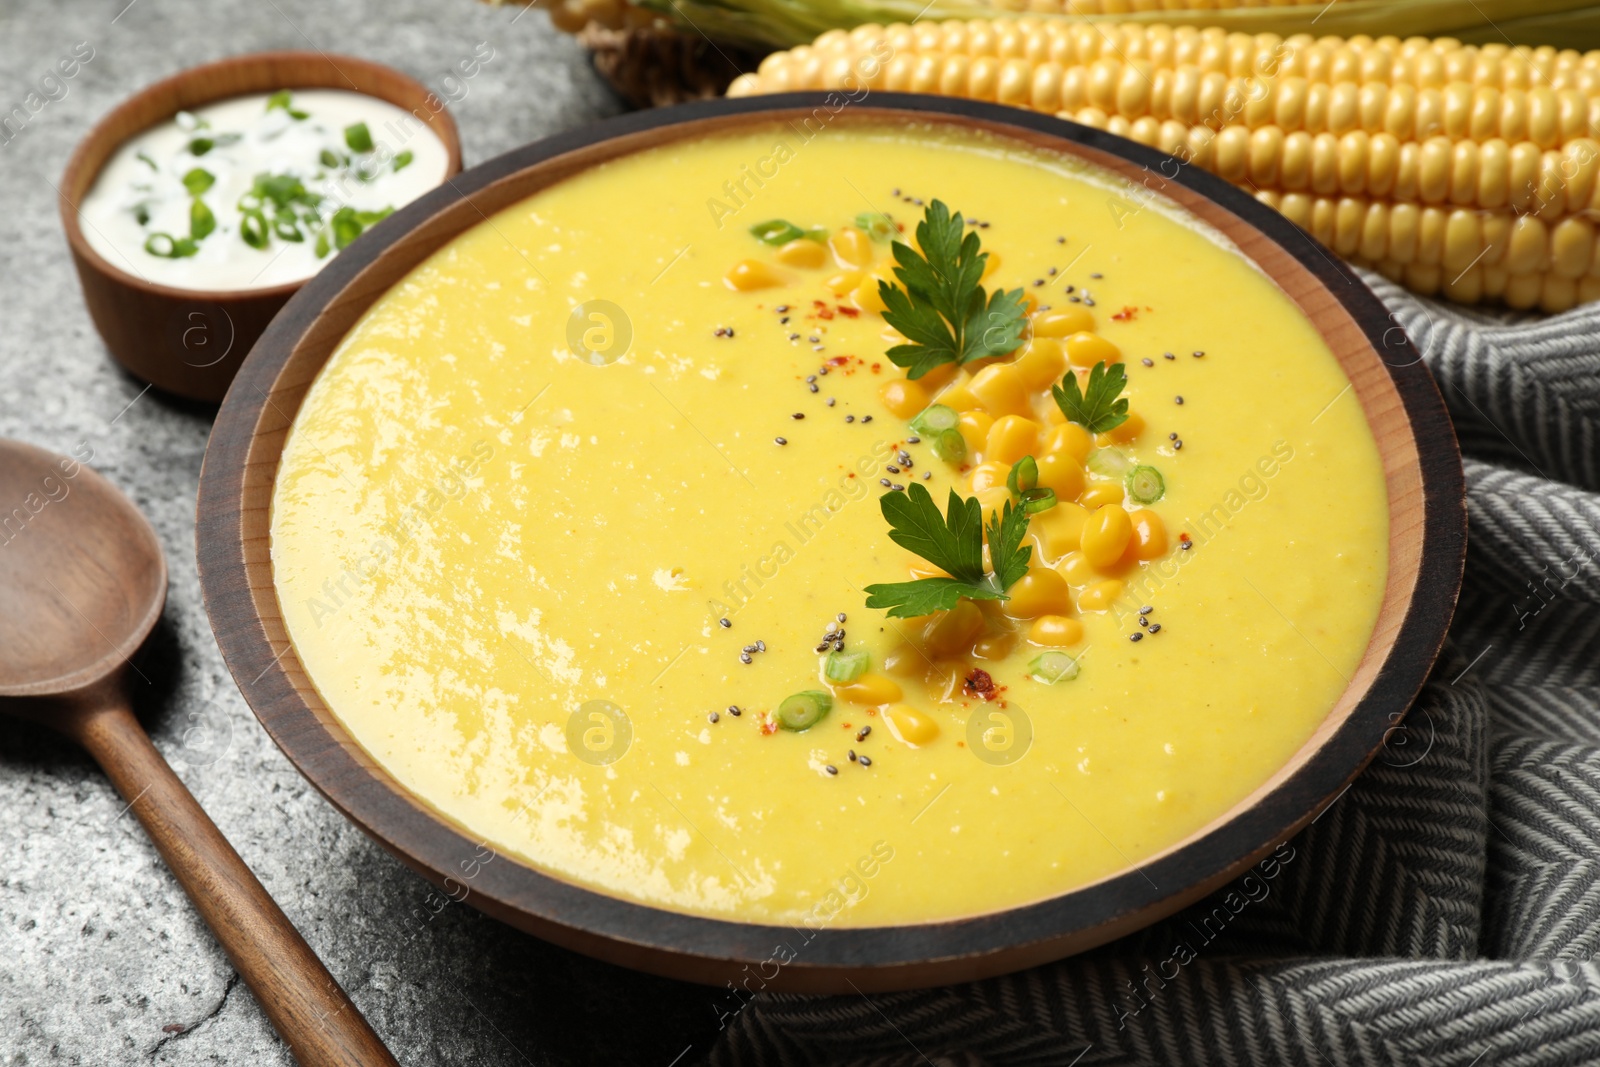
<box><xmin>59</xmin><ymin>51</ymin><xmax>462</xmax><ymax>404</ymax></box>
<box><xmin>196</xmin><ymin>94</ymin><xmax>1465</xmax><ymax>993</ymax></box>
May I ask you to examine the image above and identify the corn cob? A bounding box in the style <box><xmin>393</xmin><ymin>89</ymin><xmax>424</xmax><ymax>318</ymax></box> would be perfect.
<box><xmin>729</xmin><ymin>20</ymin><xmax>1600</xmax><ymax>310</ymax></box>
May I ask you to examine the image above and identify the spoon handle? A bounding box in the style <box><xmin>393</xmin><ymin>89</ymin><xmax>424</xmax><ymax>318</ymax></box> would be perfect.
<box><xmin>76</xmin><ymin>697</ymin><xmax>400</xmax><ymax>1067</ymax></box>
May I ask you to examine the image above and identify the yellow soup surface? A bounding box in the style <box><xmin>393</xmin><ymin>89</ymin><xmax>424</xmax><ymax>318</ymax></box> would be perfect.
<box><xmin>271</xmin><ymin>121</ymin><xmax>1389</xmax><ymax>927</ymax></box>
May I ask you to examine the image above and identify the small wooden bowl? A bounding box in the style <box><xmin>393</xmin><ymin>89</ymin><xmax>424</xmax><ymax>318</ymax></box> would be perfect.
<box><xmin>59</xmin><ymin>51</ymin><xmax>462</xmax><ymax>403</ymax></box>
<box><xmin>197</xmin><ymin>95</ymin><xmax>1466</xmax><ymax>993</ymax></box>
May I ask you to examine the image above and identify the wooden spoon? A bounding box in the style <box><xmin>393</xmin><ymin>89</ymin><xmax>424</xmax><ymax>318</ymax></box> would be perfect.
<box><xmin>0</xmin><ymin>439</ymin><xmax>398</xmax><ymax>1067</ymax></box>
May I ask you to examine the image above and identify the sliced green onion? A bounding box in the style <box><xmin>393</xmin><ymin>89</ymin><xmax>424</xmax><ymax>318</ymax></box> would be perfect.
<box><xmin>132</xmin><ymin>202</ymin><xmax>152</xmax><ymax>226</ymax></box>
<box><xmin>1125</xmin><ymin>465</ymin><xmax>1166</xmax><ymax>505</ymax></box>
<box><xmin>1085</xmin><ymin>448</ymin><xmax>1132</xmax><ymax>479</ymax></box>
<box><xmin>909</xmin><ymin>404</ymin><xmax>959</xmax><ymax>436</ymax></box>
<box><xmin>1028</xmin><ymin>651</ymin><xmax>1080</xmax><ymax>684</ymax></box>
<box><xmin>239</xmin><ymin>210</ymin><xmax>270</xmax><ymax>250</ymax></box>
<box><xmin>189</xmin><ymin>199</ymin><xmax>216</xmax><ymax>240</ymax></box>
<box><xmin>181</xmin><ymin>167</ymin><xmax>214</xmax><ymax>196</ymax></box>
<box><xmin>748</xmin><ymin>218</ymin><xmax>803</xmax><ymax>246</ymax></box>
<box><xmin>135</xmin><ymin>150</ymin><xmax>159</xmax><ymax>171</ymax></box>
<box><xmin>314</xmin><ymin>226</ymin><xmax>332</xmax><ymax>258</ymax></box>
<box><xmin>187</xmin><ymin>137</ymin><xmax>215</xmax><ymax>157</ymax></box>
<box><xmin>777</xmin><ymin>691</ymin><xmax>833</xmax><ymax>732</ymax></box>
<box><xmin>801</xmin><ymin>225</ymin><xmax>829</xmax><ymax>242</ymax></box>
<box><xmin>823</xmin><ymin>649</ymin><xmax>869</xmax><ymax>684</ymax></box>
<box><xmin>266</xmin><ymin>89</ymin><xmax>291</xmax><ymax>111</ymax></box>
<box><xmin>932</xmin><ymin>428</ymin><xmax>968</xmax><ymax>464</ymax></box>
<box><xmin>143</xmin><ymin>232</ymin><xmax>198</xmax><ymax>259</ymax></box>
<box><xmin>320</xmin><ymin>148</ymin><xmax>342</xmax><ymax>169</ymax></box>
<box><xmin>272</xmin><ymin>211</ymin><xmax>304</xmax><ymax>242</ymax></box>
<box><xmin>344</xmin><ymin>122</ymin><xmax>374</xmax><ymax>153</ymax></box>
<box><xmin>330</xmin><ymin>206</ymin><xmax>363</xmax><ymax>250</ymax></box>
<box><xmin>1007</xmin><ymin>455</ymin><xmax>1038</xmax><ymax>496</ymax></box>
<box><xmin>355</xmin><ymin>206</ymin><xmax>394</xmax><ymax>227</ymax></box>
<box><xmin>392</xmin><ymin>150</ymin><xmax>414</xmax><ymax>172</ymax></box>
<box><xmin>1020</xmin><ymin>487</ymin><xmax>1058</xmax><ymax>514</ymax></box>
<box><xmin>855</xmin><ymin>211</ymin><xmax>895</xmax><ymax>242</ymax></box>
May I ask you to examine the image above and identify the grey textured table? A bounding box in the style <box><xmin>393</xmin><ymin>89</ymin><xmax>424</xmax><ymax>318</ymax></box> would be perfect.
<box><xmin>0</xmin><ymin>3</ymin><xmax>731</xmax><ymax>1063</ymax></box>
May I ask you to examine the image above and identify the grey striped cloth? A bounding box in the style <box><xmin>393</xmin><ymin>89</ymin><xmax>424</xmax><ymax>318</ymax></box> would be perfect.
<box><xmin>710</xmin><ymin>274</ymin><xmax>1600</xmax><ymax>1066</ymax></box>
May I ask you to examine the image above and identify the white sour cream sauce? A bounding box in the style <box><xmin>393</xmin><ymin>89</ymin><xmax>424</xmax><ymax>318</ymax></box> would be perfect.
<box><xmin>79</xmin><ymin>89</ymin><xmax>450</xmax><ymax>291</ymax></box>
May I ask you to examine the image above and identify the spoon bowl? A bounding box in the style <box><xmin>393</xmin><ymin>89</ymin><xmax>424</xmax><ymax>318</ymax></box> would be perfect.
<box><xmin>0</xmin><ymin>437</ymin><xmax>397</xmax><ymax>1067</ymax></box>
<box><xmin>0</xmin><ymin>440</ymin><xmax>166</xmax><ymax>700</ymax></box>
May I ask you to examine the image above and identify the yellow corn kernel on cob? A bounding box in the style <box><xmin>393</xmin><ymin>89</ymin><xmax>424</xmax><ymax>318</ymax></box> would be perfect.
<box><xmin>728</xmin><ymin>20</ymin><xmax>1600</xmax><ymax>309</ymax></box>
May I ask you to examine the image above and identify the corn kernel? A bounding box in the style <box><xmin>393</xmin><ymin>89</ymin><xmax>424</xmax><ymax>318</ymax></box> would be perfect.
<box><xmin>1079</xmin><ymin>481</ymin><xmax>1125</xmax><ymax>509</ymax></box>
<box><xmin>1082</xmin><ymin>504</ymin><xmax>1134</xmax><ymax>567</ymax></box>
<box><xmin>1043</xmin><ymin>423</ymin><xmax>1094</xmax><ymax>463</ymax></box>
<box><xmin>1029</xmin><ymin>614</ymin><xmax>1085</xmax><ymax>646</ymax></box>
<box><xmin>969</xmin><ymin>460</ymin><xmax>1010</xmax><ymax>493</ymax></box>
<box><xmin>908</xmin><ymin>558</ymin><xmax>951</xmax><ymax>580</ymax></box>
<box><xmin>1035</xmin><ymin>452</ymin><xmax>1085</xmax><ymax>500</ymax></box>
<box><xmin>968</xmin><ymin>363</ymin><xmax>1032</xmax><ymax>418</ymax></box>
<box><xmin>885</xmin><ymin>703</ymin><xmax>940</xmax><ymax>746</ymax></box>
<box><xmin>1078</xmin><ymin>578</ymin><xmax>1125</xmax><ymax>612</ymax></box>
<box><xmin>1129</xmin><ymin>508</ymin><xmax>1169</xmax><ymax>559</ymax></box>
<box><xmin>974</xmin><ymin>486</ymin><xmax>1012</xmax><ymax>521</ymax></box>
<box><xmin>1064</xmin><ymin>331</ymin><xmax>1123</xmax><ymax>367</ymax></box>
<box><xmin>878</xmin><ymin>378</ymin><xmax>929</xmax><ymax>419</ymax></box>
<box><xmin>774</xmin><ymin>239</ymin><xmax>826</xmax><ymax>269</ymax></box>
<box><xmin>981</xmin><ymin>251</ymin><xmax>1002</xmax><ymax>280</ymax></box>
<box><xmin>957</xmin><ymin>409</ymin><xmax>995</xmax><ymax>453</ymax></box>
<box><xmin>935</xmin><ymin>379</ymin><xmax>982</xmax><ymax>412</ymax></box>
<box><xmin>1032</xmin><ymin>306</ymin><xmax>1095</xmax><ymax>337</ymax></box>
<box><xmin>1058</xmin><ymin>550</ymin><xmax>1096</xmax><ymax>586</ymax></box>
<box><xmin>923</xmin><ymin>600</ymin><xmax>985</xmax><ymax>656</ymax></box>
<box><xmin>824</xmin><ymin>269</ymin><xmax>864</xmax><ymax>295</ymax></box>
<box><xmin>918</xmin><ymin>362</ymin><xmax>961</xmax><ymax>392</ymax></box>
<box><xmin>882</xmin><ymin>644</ymin><xmax>923</xmax><ymax>677</ymax></box>
<box><xmin>854</xmin><ymin>275</ymin><xmax>889</xmax><ymax>314</ymax></box>
<box><xmin>831</xmin><ymin>225</ymin><xmax>874</xmax><ymax>267</ymax></box>
<box><xmin>1096</xmin><ymin>411</ymin><xmax>1146</xmax><ymax>446</ymax></box>
<box><xmin>972</xmin><ymin>631</ymin><xmax>1017</xmax><ymax>660</ymax></box>
<box><xmin>1030</xmin><ymin>501</ymin><xmax>1089</xmax><ymax>558</ymax></box>
<box><xmin>1005</xmin><ymin>567</ymin><xmax>1072</xmax><ymax>619</ymax></box>
<box><xmin>725</xmin><ymin>259</ymin><xmax>787</xmax><ymax>291</ymax></box>
<box><xmin>1010</xmin><ymin>338</ymin><xmax>1067</xmax><ymax>390</ymax></box>
<box><xmin>834</xmin><ymin>672</ymin><xmax>903</xmax><ymax>706</ymax></box>
<box><xmin>985</xmin><ymin>415</ymin><xmax>1041</xmax><ymax>465</ymax></box>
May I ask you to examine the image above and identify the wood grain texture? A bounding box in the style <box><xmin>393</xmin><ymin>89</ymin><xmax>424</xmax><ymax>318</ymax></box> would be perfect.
<box><xmin>57</xmin><ymin>51</ymin><xmax>463</xmax><ymax>404</ymax></box>
<box><xmin>0</xmin><ymin>439</ymin><xmax>398</xmax><ymax>1066</ymax></box>
<box><xmin>195</xmin><ymin>94</ymin><xmax>1468</xmax><ymax>993</ymax></box>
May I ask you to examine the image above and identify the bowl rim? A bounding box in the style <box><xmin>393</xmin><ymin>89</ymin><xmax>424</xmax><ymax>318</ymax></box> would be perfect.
<box><xmin>58</xmin><ymin>48</ymin><xmax>464</xmax><ymax>304</ymax></box>
<box><xmin>197</xmin><ymin>92</ymin><xmax>1465</xmax><ymax>991</ymax></box>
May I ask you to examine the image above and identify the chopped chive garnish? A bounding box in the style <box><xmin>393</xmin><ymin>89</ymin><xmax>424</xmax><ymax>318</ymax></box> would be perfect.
<box><xmin>344</xmin><ymin>122</ymin><xmax>374</xmax><ymax>153</ymax></box>
<box><xmin>266</xmin><ymin>89</ymin><xmax>290</xmax><ymax>111</ymax></box>
<box><xmin>776</xmin><ymin>691</ymin><xmax>833</xmax><ymax>732</ymax></box>
<box><xmin>181</xmin><ymin>167</ymin><xmax>214</xmax><ymax>196</ymax></box>
<box><xmin>1028</xmin><ymin>651</ymin><xmax>1081</xmax><ymax>684</ymax></box>
<box><xmin>1006</xmin><ymin>455</ymin><xmax>1038</xmax><ymax>497</ymax></box>
<box><xmin>143</xmin><ymin>232</ymin><xmax>198</xmax><ymax>259</ymax></box>
<box><xmin>392</xmin><ymin>149</ymin><xmax>414</xmax><ymax>172</ymax></box>
<box><xmin>1085</xmin><ymin>447</ymin><xmax>1132</xmax><ymax>479</ymax></box>
<box><xmin>319</xmin><ymin>148</ymin><xmax>342</xmax><ymax>169</ymax></box>
<box><xmin>931</xmin><ymin>428</ymin><xmax>967</xmax><ymax>464</ymax></box>
<box><xmin>1020</xmin><ymin>487</ymin><xmax>1057</xmax><ymax>514</ymax></box>
<box><xmin>239</xmin><ymin>210</ymin><xmax>269</xmax><ymax>250</ymax></box>
<box><xmin>855</xmin><ymin>211</ymin><xmax>895</xmax><ymax>242</ymax></box>
<box><xmin>189</xmin><ymin>198</ymin><xmax>216</xmax><ymax>240</ymax></box>
<box><xmin>135</xmin><ymin>150</ymin><xmax>159</xmax><ymax>171</ymax></box>
<box><xmin>1125</xmin><ymin>465</ymin><xmax>1166</xmax><ymax>504</ymax></box>
<box><xmin>187</xmin><ymin>137</ymin><xmax>214</xmax><ymax>157</ymax></box>
<box><xmin>748</xmin><ymin>218</ymin><xmax>804</xmax><ymax>246</ymax></box>
<box><xmin>909</xmin><ymin>404</ymin><xmax>959</xmax><ymax>436</ymax></box>
<box><xmin>823</xmin><ymin>650</ymin><xmax>869</xmax><ymax>684</ymax></box>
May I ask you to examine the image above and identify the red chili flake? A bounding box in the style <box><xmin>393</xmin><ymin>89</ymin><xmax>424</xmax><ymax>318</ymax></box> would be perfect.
<box><xmin>1111</xmin><ymin>305</ymin><xmax>1140</xmax><ymax>321</ymax></box>
<box><xmin>1179</xmin><ymin>531</ymin><xmax>1192</xmax><ymax>542</ymax></box>
<box><xmin>826</xmin><ymin>355</ymin><xmax>851</xmax><ymax>366</ymax></box>
<box><xmin>816</xmin><ymin>308</ymin><xmax>835</xmax><ymax>320</ymax></box>
<box><xmin>836</xmin><ymin>305</ymin><xmax>860</xmax><ymax>318</ymax></box>
<box><xmin>760</xmin><ymin>715</ymin><xmax>779</xmax><ymax>735</ymax></box>
<box><xmin>870</xmin><ymin>362</ymin><xmax>882</xmax><ymax>373</ymax></box>
<box><xmin>964</xmin><ymin>668</ymin><xmax>998</xmax><ymax>699</ymax></box>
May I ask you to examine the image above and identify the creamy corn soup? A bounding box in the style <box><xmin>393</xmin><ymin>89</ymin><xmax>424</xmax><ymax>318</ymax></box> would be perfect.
<box><xmin>271</xmin><ymin>121</ymin><xmax>1388</xmax><ymax>927</ymax></box>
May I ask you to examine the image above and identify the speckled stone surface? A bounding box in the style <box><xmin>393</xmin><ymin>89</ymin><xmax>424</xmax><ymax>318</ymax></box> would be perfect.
<box><xmin>0</xmin><ymin>3</ymin><xmax>732</xmax><ymax>1063</ymax></box>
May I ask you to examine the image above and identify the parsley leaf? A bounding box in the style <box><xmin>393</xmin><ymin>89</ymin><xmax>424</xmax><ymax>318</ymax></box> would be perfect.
<box><xmin>863</xmin><ymin>483</ymin><xmax>1033</xmax><ymax>619</ymax></box>
<box><xmin>877</xmin><ymin>200</ymin><xmax>1028</xmax><ymax>379</ymax></box>
<box><xmin>1051</xmin><ymin>360</ymin><xmax>1130</xmax><ymax>434</ymax></box>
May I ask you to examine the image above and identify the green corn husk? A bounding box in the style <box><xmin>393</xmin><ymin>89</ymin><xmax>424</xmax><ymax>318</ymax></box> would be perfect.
<box><xmin>643</xmin><ymin>0</ymin><xmax>1600</xmax><ymax>52</ymax></box>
